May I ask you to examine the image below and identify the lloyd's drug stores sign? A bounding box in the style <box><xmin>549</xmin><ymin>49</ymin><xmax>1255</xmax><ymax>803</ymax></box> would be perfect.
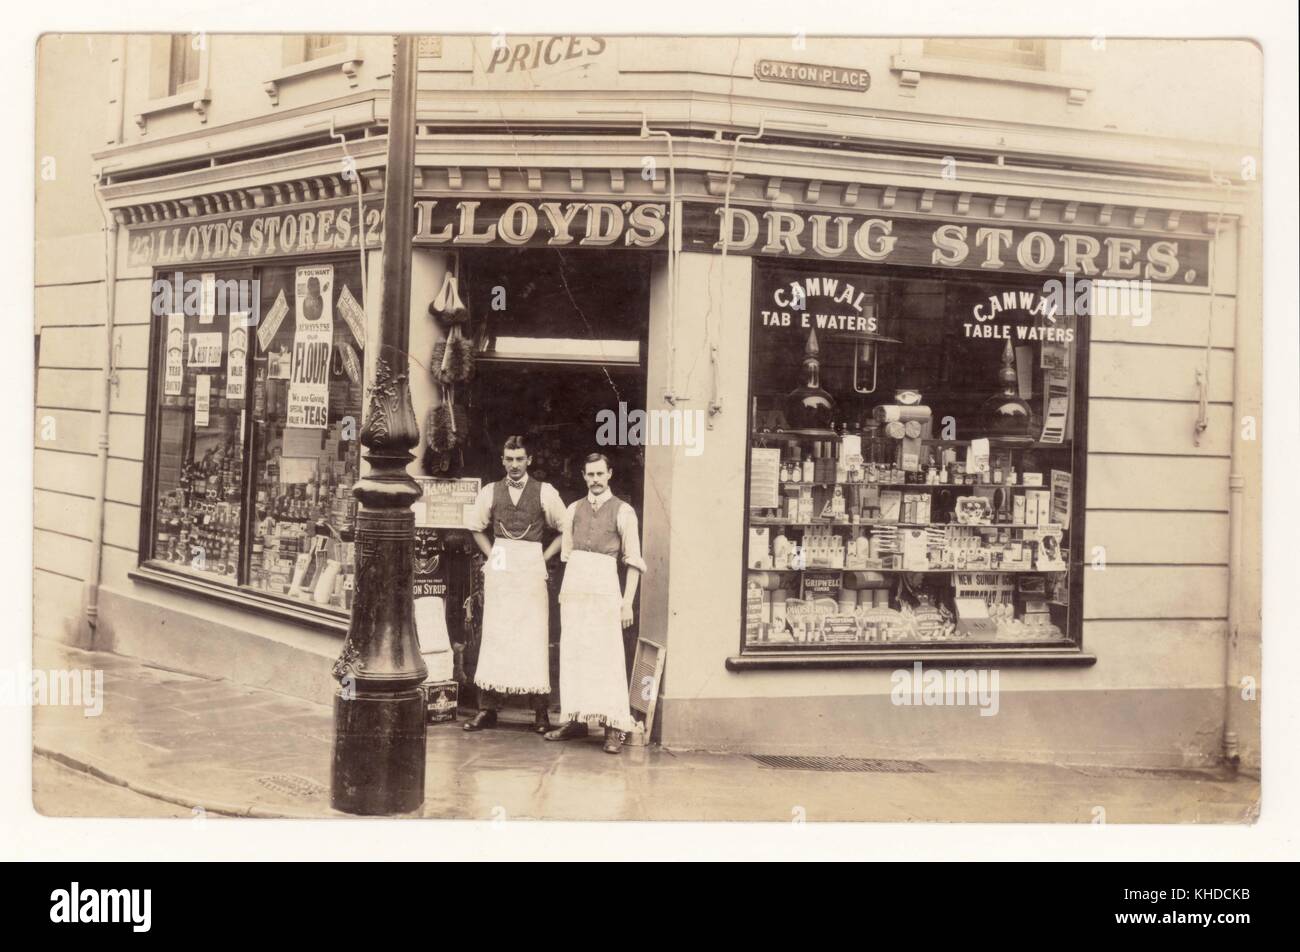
<box><xmin>127</xmin><ymin>194</ymin><xmax>1211</xmax><ymax>290</ymax></box>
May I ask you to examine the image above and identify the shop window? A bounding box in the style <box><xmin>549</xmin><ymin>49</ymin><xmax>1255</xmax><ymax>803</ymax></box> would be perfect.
<box><xmin>743</xmin><ymin>263</ymin><xmax>1084</xmax><ymax>652</ymax></box>
<box><xmin>145</xmin><ymin>261</ymin><xmax>366</xmax><ymax>617</ymax></box>
<box><xmin>149</xmin><ymin>269</ymin><xmax>254</xmax><ymax>583</ymax></box>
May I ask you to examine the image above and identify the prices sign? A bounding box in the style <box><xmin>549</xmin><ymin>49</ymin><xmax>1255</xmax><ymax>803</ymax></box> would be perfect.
<box><xmin>286</xmin><ymin>265</ymin><xmax>334</xmax><ymax>429</ymax></box>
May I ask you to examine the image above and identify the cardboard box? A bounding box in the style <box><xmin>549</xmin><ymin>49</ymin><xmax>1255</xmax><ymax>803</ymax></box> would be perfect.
<box><xmin>423</xmin><ymin>680</ymin><xmax>459</xmax><ymax>723</ymax></box>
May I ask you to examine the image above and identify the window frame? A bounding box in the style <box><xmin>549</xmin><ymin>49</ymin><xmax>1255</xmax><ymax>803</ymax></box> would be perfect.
<box><xmin>734</xmin><ymin>257</ymin><xmax>1092</xmax><ymax>665</ymax></box>
<box><xmin>136</xmin><ymin>34</ymin><xmax>212</xmax><ymax>132</ymax></box>
<box><xmin>136</xmin><ymin>254</ymin><xmax>365</xmax><ymax>632</ymax></box>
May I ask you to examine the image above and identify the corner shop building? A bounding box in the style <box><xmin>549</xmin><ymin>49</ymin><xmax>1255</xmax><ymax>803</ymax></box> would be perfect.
<box><xmin>33</xmin><ymin>35</ymin><xmax>1260</xmax><ymax>769</ymax></box>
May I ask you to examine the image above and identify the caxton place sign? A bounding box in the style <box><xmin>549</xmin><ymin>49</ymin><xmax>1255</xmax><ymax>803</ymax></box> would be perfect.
<box><xmin>754</xmin><ymin>59</ymin><xmax>870</xmax><ymax>92</ymax></box>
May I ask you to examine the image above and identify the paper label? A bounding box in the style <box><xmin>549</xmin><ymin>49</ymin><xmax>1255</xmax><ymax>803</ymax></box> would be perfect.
<box><xmin>199</xmin><ymin>272</ymin><xmax>216</xmax><ymax>323</ymax></box>
<box><xmin>338</xmin><ymin>341</ymin><xmax>361</xmax><ymax>384</ymax></box>
<box><xmin>337</xmin><ymin>284</ymin><xmax>366</xmax><ymax>347</ymax></box>
<box><xmin>257</xmin><ymin>289</ymin><xmax>290</xmax><ymax>351</ymax></box>
<box><xmin>187</xmin><ymin>332</ymin><xmax>223</xmax><ymax>368</ymax></box>
<box><xmin>164</xmin><ymin>313</ymin><xmax>185</xmax><ymax>395</ymax></box>
<box><xmin>194</xmin><ymin>374</ymin><xmax>211</xmax><ymax>427</ymax></box>
<box><xmin>227</xmin><ymin>312</ymin><xmax>248</xmax><ymax>400</ymax></box>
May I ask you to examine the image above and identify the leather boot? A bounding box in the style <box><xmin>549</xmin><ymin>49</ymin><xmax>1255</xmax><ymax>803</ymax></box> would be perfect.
<box><xmin>544</xmin><ymin>720</ymin><xmax>589</xmax><ymax>742</ymax></box>
<box><xmin>603</xmin><ymin>727</ymin><xmax>624</xmax><ymax>754</ymax></box>
<box><xmin>533</xmin><ymin>708</ymin><xmax>554</xmax><ymax>735</ymax></box>
<box><xmin>463</xmin><ymin>709</ymin><xmax>498</xmax><ymax>732</ymax></box>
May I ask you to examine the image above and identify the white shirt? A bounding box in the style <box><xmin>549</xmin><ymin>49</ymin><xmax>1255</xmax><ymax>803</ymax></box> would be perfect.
<box><xmin>560</xmin><ymin>493</ymin><xmax>647</xmax><ymax>573</ymax></box>
<box><xmin>465</xmin><ymin>474</ymin><xmax>567</xmax><ymax>536</ymax></box>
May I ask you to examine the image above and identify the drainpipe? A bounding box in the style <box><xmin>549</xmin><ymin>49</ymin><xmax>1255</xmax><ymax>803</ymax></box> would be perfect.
<box><xmin>85</xmin><ymin>178</ymin><xmax>119</xmax><ymax>647</ymax></box>
<box><xmin>640</xmin><ymin>118</ymin><xmax>679</xmax><ymax>405</ymax></box>
<box><xmin>1222</xmin><ymin>178</ymin><xmax>1255</xmax><ymax>772</ymax></box>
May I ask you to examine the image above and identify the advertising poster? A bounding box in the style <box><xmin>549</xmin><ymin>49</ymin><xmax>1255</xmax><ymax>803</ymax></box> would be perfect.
<box><xmin>164</xmin><ymin>313</ymin><xmax>185</xmax><ymax>395</ymax></box>
<box><xmin>413</xmin><ymin>477</ymin><xmax>482</xmax><ymax>529</ymax></box>
<box><xmin>187</xmin><ymin>332</ymin><xmax>223</xmax><ymax>368</ymax></box>
<box><xmin>199</xmin><ymin>272</ymin><xmax>216</xmax><ymax>324</ymax></box>
<box><xmin>194</xmin><ymin>374</ymin><xmax>211</xmax><ymax>427</ymax></box>
<box><xmin>337</xmin><ymin>284</ymin><xmax>366</xmax><ymax>347</ymax></box>
<box><xmin>227</xmin><ymin>312</ymin><xmax>249</xmax><ymax>400</ymax></box>
<box><xmin>287</xmin><ymin>265</ymin><xmax>334</xmax><ymax>429</ymax></box>
<box><xmin>257</xmin><ymin>289</ymin><xmax>290</xmax><ymax>351</ymax></box>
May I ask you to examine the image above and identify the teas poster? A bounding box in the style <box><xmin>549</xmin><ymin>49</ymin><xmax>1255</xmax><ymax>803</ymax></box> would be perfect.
<box><xmin>287</xmin><ymin>265</ymin><xmax>334</xmax><ymax>429</ymax></box>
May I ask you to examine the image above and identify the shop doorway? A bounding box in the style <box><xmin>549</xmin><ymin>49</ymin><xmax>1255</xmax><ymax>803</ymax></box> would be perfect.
<box><xmin>457</xmin><ymin>248</ymin><xmax>651</xmax><ymax>709</ymax></box>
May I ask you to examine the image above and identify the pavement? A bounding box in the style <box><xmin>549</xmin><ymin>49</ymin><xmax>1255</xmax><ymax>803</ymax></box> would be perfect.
<box><xmin>30</xmin><ymin>640</ymin><xmax>1259</xmax><ymax>822</ymax></box>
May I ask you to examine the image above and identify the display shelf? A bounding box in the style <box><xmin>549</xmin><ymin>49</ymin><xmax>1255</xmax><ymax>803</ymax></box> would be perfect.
<box><xmin>747</xmin><ymin>565</ymin><xmax>1066</xmax><ymax>574</ymax></box>
<box><xmin>749</xmin><ymin>517</ymin><xmax>1063</xmax><ymax>529</ymax></box>
<box><xmin>751</xmin><ymin>432</ymin><xmax>1072</xmax><ymax>452</ymax></box>
<box><xmin>767</xmin><ymin>480</ymin><xmax>1054</xmax><ymax>491</ymax></box>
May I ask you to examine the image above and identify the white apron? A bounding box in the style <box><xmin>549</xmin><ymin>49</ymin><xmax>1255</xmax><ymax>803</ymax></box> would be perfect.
<box><xmin>559</xmin><ymin>549</ymin><xmax>635</xmax><ymax>731</ymax></box>
<box><xmin>474</xmin><ymin>538</ymin><xmax>550</xmax><ymax>695</ymax></box>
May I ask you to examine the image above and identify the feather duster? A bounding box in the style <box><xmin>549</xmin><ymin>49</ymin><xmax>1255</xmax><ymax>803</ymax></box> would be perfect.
<box><xmin>427</xmin><ymin>404</ymin><xmax>457</xmax><ymax>454</ymax></box>
<box><xmin>443</xmin><ymin>336</ymin><xmax>475</xmax><ymax>383</ymax></box>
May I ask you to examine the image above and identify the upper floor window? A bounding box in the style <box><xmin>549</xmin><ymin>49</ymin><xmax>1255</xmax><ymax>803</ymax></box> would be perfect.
<box><xmin>922</xmin><ymin>38</ymin><xmax>1046</xmax><ymax>69</ymax></box>
<box><xmin>168</xmin><ymin>34</ymin><xmax>202</xmax><ymax>94</ymax></box>
<box><xmin>303</xmin><ymin>35</ymin><xmax>346</xmax><ymax>62</ymax></box>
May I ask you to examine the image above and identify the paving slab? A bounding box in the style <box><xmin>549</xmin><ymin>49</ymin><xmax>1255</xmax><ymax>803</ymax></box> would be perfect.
<box><xmin>30</xmin><ymin>640</ymin><xmax>1260</xmax><ymax>823</ymax></box>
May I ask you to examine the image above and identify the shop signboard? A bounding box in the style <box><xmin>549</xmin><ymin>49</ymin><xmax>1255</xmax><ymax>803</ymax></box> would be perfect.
<box><xmin>414</xmin><ymin>477</ymin><xmax>482</xmax><ymax>530</ymax></box>
<box><xmin>127</xmin><ymin>195</ymin><xmax>1210</xmax><ymax>288</ymax></box>
<box><xmin>754</xmin><ymin>59</ymin><xmax>870</xmax><ymax>91</ymax></box>
<box><xmin>686</xmin><ymin>203</ymin><xmax>1210</xmax><ymax>286</ymax></box>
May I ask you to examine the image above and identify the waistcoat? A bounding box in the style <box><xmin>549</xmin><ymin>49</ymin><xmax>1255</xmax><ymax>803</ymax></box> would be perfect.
<box><xmin>491</xmin><ymin>478</ymin><xmax>544</xmax><ymax>543</ymax></box>
<box><xmin>571</xmin><ymin>495</ymin><xmax>624</xmax><ymax>559</ymax></box>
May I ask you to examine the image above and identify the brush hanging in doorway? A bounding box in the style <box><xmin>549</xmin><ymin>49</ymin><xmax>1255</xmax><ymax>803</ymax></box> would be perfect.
<box><xmin>429</xmin><ymin>267</ymin><xmax>469</xmax><ymax>326</ymax></box>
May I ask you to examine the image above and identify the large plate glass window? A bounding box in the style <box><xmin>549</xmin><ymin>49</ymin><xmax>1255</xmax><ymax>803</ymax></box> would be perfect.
<box><xmin>743</xmin><ymin>262</ymin><xmax>1084</xmax><ymax>651</ymax></box>
<box><xmin>247</xmin><ymin>261</ymin><xmax>365</xmax><ymax>611</ymax></box>
<box><xmin>149</xmin><ymin>268</ymin><xmax>254</xmax><ymax>582</ymax></box>
<box><xmin>145</xmin><ymin>259</ymin><xmax>366</xmax><ymax>616</ymax></box>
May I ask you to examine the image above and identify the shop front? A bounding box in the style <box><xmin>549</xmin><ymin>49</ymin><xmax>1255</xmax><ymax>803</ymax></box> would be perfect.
<box><xmin>627</xmin><ymin>172</ymin><xmax>1241</xmax><ymax>768</ymax></box>
<box><xmin>111</xmin><ymin>183</ymin><xmax>665</xmax><ymax>712</ymax></box>
<box><xmin>91</xmin><ymin>132</ymin><xmax>1246</xmax><ymax>767</ymax></box>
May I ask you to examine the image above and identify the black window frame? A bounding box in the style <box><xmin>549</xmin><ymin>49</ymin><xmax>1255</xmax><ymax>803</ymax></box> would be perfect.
<box><xmin>736</xmin><ymin>256</ymin><xmax>1091</xmax><ymax>662</ymax></box>
<box><xmin>136</xmin><ymin>253</ymin><xmax>365</xmax><ymax>630</ymax></box>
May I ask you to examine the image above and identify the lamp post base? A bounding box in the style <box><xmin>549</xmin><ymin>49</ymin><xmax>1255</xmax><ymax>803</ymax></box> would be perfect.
<box><xmin>330</xmin><ymin>687</ymin><xmax>427</xmax><ymax>815</ymax></box>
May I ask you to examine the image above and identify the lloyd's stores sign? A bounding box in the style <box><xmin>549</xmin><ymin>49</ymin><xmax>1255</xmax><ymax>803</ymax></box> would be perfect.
<box><xmin>126</xmin><ymin>196</ymin><xmax>1210</xmax><ymax>287</ymax></box>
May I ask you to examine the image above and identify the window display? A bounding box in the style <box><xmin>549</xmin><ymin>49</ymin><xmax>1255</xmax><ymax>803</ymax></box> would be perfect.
<box><xmin>151</xmin><ymin>273</ymin><xmax>251</xmax><ymax>581</ymax></box>
<box><xmin>146</xmin><ymin>259</ymin><xmax>365</xmax><ymax>615</ymax></box>
<box><xmin>247</xmin><ymin>262</ymin><xmax>364</xmax><ymax>611</ymax></box>
<box><xmin>743</xmin><ymin>264</ymin><xmax>1083</xmax><ymax>651</ymax></box>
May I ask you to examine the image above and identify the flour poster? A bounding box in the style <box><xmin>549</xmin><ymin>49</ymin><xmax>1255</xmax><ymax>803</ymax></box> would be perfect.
<box><xmin>287</xmin><ymin>265</ymin><xmax>334</xmax><ymax>429</ymax></box>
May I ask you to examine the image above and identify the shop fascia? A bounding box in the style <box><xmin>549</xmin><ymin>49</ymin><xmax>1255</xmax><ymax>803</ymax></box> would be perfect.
<box><xmin>123</xmin><ymin>193</ymin><xmax>1209</xmax><ymax>291</ymax></box>
<box><xmin>126</xmin><ymin>197</ymin><xmax>670</xmax><ymax>268</ymax></box>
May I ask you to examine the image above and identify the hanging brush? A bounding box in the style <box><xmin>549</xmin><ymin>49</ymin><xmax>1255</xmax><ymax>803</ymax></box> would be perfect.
<box><xmin>429</xmin><ymin>340</ymin><xmax>448</xmax><ymax>381</ymax></box>
<box><xmin>428</xmin><ymin>270</ymin><xmax>469</xmax><ymax>326</ymax></box>
<box><xmin>443</xmin><ymin>329</ymin><xmax>475</xmax><ymax>384</ymax></box>
<box><xmin>427</xmin><ymin>404</ymin><xmax>458</xmax><ymax>454</ymax></box>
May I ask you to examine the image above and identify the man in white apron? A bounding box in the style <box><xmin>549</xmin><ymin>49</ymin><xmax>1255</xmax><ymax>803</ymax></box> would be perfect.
<box><xmin>545</xmin><ymin>453</ymin><xmax>645</xmax><ymax>754</ymax></box>
<box><xmin>464</xmin><ymin>436</ymin><xmax>567</xmax><ymax>733</ymax></box>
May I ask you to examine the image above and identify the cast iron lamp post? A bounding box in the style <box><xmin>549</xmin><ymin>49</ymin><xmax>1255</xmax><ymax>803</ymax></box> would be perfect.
<box><xmin>330</xmin><ymin>34</ymin><xmax>427</xmax><ymax>815</ymax></box>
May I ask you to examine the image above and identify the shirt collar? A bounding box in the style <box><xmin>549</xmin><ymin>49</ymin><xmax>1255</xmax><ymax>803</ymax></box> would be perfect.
<box><xmin>507</xmin><ymin>474</ymin><xmax>529</xmax><ymax>488</ymax></box>
<box><xmin>587</xmin><ymin>491</ymin><xmax>610</xmax><ymax>510</ymax></box>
